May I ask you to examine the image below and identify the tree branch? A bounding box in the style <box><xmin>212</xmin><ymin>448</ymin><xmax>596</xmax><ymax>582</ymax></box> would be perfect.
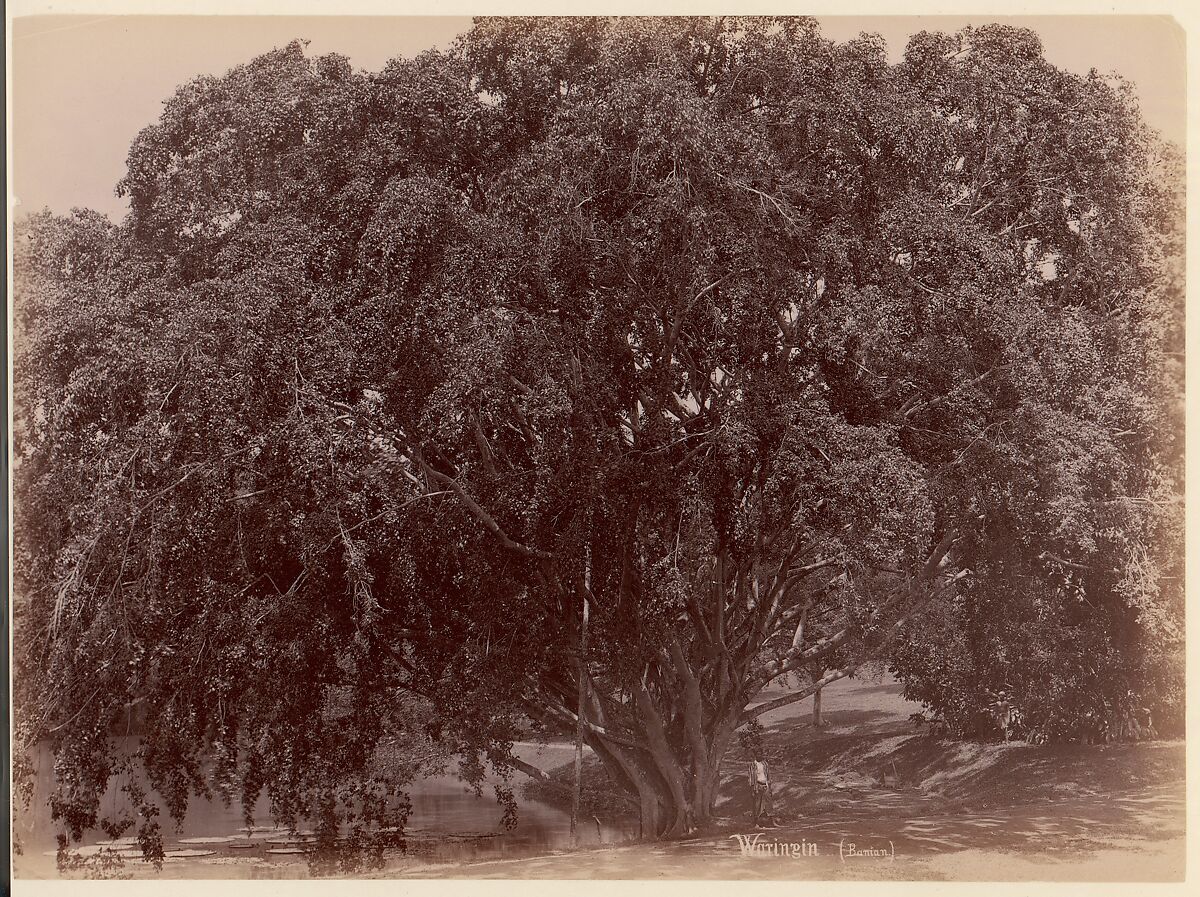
<box><xmin>533</xmin><ymin>692</ymin><xmax>648</xmax><ymax>751</ymax></box>
<box><xmin>903</xmin><ymin>366</ymin><xmax>1001</xmax><ymax>421</ymax></box>
<box><xmin>742</xmin><ymin>665</ymin><xmax>855</xmax><ymax>723</ymax></box>
<box><xmin>406</xmin><ymin>449</ymin><xmax>552</xmax><ymax>560</ymax></box>
<box><xmin>751</xmin><ymin>626</ymin><xmax>850</xmax><ymax>689</ymax></box>
<box><xmin>506</xmin><ymin>756</ymin><xmax>550</xmax><ymax>782</ymax></box>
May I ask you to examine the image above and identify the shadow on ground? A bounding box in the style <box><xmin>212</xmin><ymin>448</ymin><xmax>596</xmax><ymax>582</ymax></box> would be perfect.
<box><xmin>409</xmin><ymin>674</ymin><xmax>1186</xmax><ymax>880</ymax></box>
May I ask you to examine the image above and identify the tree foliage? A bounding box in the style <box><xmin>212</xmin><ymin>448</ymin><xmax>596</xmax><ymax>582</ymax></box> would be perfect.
<box><xmin>13</xmin><ymin>18</ymin><xmax>1183</xmax><ymax>845</ymax></box>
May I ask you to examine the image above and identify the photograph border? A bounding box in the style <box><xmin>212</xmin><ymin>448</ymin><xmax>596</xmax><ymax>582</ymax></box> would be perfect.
<box><xmin>6</xmin><ymin>2</ymin><xmax>1196</xmax><ymax>895</ymax></box>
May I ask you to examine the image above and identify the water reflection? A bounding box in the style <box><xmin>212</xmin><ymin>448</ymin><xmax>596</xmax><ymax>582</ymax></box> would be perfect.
<box><xmin>13</xmin><ymin>738</ymin><xmax>632</xmax><ymax>879</ymax></box>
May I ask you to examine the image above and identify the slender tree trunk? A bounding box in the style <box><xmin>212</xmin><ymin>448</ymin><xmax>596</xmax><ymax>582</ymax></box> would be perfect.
<box><xmin>812</xmin><ymin>686</ymin><xmax>823</xmax><ymax>727</ymax></box>
<box><xmin>571</xmin><ymin>567</ymin><xmax>590</xmax><ymax>847</ymax></box>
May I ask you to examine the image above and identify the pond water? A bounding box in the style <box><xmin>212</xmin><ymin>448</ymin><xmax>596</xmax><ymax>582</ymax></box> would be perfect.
<box><xmin>13</xmin><ymin>738</ymin><xmax>633</xmax><ymax>879</ymax></box>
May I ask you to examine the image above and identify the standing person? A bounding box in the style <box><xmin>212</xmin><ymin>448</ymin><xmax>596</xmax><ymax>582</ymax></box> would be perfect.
<box><xmin>749</xmin><ymin>753</ymin><xmax>777</xmax><ymax>827</ymax></box>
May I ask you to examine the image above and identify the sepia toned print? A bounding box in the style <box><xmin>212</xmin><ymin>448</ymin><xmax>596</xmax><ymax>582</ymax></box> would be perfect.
<box><xmin>8</xmin><ymin>13</ymin><xmax>1186</xmax><ymax>884</ymax></box>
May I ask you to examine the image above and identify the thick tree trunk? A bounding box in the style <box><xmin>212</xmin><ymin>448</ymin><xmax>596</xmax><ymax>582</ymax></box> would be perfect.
<box><xmin>581</xmin><ymin>702</ymin><xmax>743</xmax><ymax>839</ymax></box>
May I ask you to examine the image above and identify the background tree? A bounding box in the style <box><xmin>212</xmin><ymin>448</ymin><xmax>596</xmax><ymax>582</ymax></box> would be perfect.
<box><xmin>887</xmin><ymin>27</ymin><xmax>1185</xmax><ymax>743</ymax></box>
<box><xmin>13</xmin><ymin>17</ymin><xmax>1183</xmax><ymax>846</ymax></box>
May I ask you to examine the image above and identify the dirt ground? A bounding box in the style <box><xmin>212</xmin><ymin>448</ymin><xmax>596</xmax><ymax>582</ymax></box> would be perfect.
<box><xmin>413</xmin><ymin>673</ymin><xmax>1187</xmax><ymax>881</ymax></box>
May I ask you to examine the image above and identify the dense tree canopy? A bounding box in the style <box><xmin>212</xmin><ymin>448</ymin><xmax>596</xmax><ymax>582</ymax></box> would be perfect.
<box><xmin>13</xmin><ymin>17</ymin><xmax>1183</xmax><ymax>847</ymax></box>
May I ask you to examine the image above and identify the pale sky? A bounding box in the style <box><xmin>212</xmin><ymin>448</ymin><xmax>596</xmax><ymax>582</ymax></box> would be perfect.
<box><xmin>10</xmin><ymin>15</ymin><xmax>1186</xmax><ymax>222</ymax></box>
